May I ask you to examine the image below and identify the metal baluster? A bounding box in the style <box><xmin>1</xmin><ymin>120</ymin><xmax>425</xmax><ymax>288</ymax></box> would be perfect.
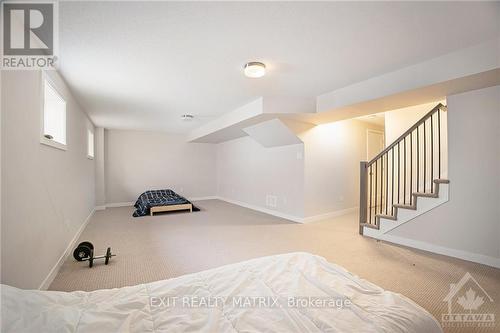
<box><xmin>369</xmin><ymin>165</ymin><xmax>372</xmax><ymax>224</ymax></box>
<box><xmin>424</xmin><ymin>119</ymin><xmax>426</xmax><ymax>193</ymax></box>
<box><xmin>380</xmin><ymin>155</ymin><xmax>384</xmax><ymax>214</ymax></box>
<box><xmin>417</xmin><ymin>125</ymin><xmax>420</xmax><ymax>193</ymax></box>
<box><xmin>410</xmin><ymin>131</ymin><xmax>413</xmax><ymax>205</ymax></box>
<box><xmin>438</xmin><ymin>108</ymin><xmax>441</xmax><ymax>179</ymax></box>
<box><xmin>386</xmin><ymin>152</ymin><xmax>389</xmax><ymax>215</ymax></box>
<box><xmin>403</xmin><ymin>136</ymin><xmax>406</xmax><ymax>204</ymax></box>
<box><xmin>375</xmin><ymin>159</ymin><xmax>378</xmax><ymax>221</ymax></box>
<box><xmin>397</xmin><ymin>142</ymin><xmax>400</xmax><ymax>203</ymax></box>
<box><xmin>431</xmin><ymin>113</ymin><xmax>434</xmax><ymax>192</ymax></box>
<box><xmin>391</xmin><ymin>148</ymin><xmax>394</xmax><ymax>215</ymax></box>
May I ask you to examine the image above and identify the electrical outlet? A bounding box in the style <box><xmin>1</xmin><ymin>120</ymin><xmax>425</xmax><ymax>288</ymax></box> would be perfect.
<box><xmin>266</xmin><ymin>195</ymin><xmax>277</xmax><ymax>208</ymax></box>
<box><xmin>267</xmin><ymin>195</ymin><xmax>277</xmax><ymax>208</ymax></box>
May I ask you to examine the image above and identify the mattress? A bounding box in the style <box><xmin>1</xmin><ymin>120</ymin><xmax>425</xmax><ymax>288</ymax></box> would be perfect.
<box><xmin>1</xmin><ymin>252</ymin><xmax>442</xmax><ymax>333</ymax></box>
<box><xmin>133</xmin><ymin>189</ymin><xmax>189</xmax><ymax>217</ymax></box>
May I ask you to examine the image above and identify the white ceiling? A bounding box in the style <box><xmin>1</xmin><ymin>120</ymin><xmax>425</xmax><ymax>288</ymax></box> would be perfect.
<box><xmin>356</xmin><ymin>113</ymin><xmax>385</xmax><ymax>127</ymax></box>
<box><xmin>58</xmin><ymin>1</ymin><xmax>499</xmax><ymax>133</ymax></box>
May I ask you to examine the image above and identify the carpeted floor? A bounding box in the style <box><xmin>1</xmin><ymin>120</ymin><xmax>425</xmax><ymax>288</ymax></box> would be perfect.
<box><xmin>50</xmin><ymin>199</ymin><xmax>500</xmax><ymax>333</ymax></box>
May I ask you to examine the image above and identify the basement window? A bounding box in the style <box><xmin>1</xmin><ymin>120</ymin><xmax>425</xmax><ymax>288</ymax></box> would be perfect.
<box><xmin>87</xmin><ymin>129</ymin><xmax>94</xmax><ymax>159</ymax></box>
<box><xmin>41</xmin><ymin>78</ymin><xmax>67</xmax><ymax>150</ymax></box>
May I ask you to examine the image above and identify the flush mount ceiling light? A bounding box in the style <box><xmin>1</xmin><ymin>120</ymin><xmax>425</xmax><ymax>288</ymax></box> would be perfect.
<box><xmin>181</xmin><ymin>114</ymin><xmax>194</xmax><ymax>121</ymax></box>
<box><xmin>244</xmin><ymin>62</ymin><xmax>266</xmax><ymax>78</ymax></box>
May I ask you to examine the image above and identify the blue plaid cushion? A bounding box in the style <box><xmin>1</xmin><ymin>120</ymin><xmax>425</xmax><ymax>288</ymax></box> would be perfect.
<box><xmin>133</xmin><ymin>190</ymin><xmax>189</xmax><ymax>217</ymax></box>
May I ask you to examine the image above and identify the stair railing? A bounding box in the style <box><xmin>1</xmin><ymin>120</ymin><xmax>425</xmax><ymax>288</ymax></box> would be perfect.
<box><xmin>359</xmin><ymin>103</ymin><xmax>447</xmax><ymax>234</ymax></box>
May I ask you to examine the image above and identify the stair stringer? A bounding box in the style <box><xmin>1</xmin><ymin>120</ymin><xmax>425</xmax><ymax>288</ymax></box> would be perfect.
<box><xmin>363</xmin><ymin>179</ymin><xmax>449</xmax><ymax>238</ymax></box>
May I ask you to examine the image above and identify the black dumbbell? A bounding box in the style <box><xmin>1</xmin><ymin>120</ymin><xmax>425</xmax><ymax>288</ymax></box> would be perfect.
<box><xmin>88</xmin><ymin>247</ymin><xmax>115</xmax><ymax>268</ymax></box>
<box><xmin>73</xmin><ymin>242</ymin><xmax>115</xmax><ymax>268</ymax></box>
<box><xmin>73</xmin><ymin>241</ymin><xmax>94</xmax><ymax>261</ymax></box>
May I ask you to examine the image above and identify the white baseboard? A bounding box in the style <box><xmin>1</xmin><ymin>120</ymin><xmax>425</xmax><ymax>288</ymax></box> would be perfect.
<box><xmin>368</xmin><ymin>233</ymin><xmax>500</xmax><ymax>269</ymax></box>
<box><xmin>106</xmin><ymin>201</ymin><xmax>134</xmax><ymax>208</ymax></box>
<box><xmin>95</xmin><ymin>205</ymin><xmax>106</xmax><ymax>211</ymax></box>
<box><xmin>216</xmin><ymin>197</ymin><xmax>358</xmax><ymax>223</ymax></box>
<box><xmin>189</xmin><ymin>196</ymin><xmax>218</xmax><ymax>201</ymax></box>
<box><xmin>216</xmin><ymin>196</ymin><xmax>304</xmax><ymax>223</ymax></box>
<box><xmin>38</xmin><ymin>207</ymin><xmax>96</xmax><ymax>290</ymax></box>
<box><xmin>302</xmin><ymin>207</ymin><xmax>358</xmax><ymax>223</ymax></box>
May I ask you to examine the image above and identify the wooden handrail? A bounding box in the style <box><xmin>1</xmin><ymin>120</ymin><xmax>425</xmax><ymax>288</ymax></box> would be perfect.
<box><xmin>366</xmin><ymin>103</ymin><xmax>446</xmax><ymax>166</ymax></box>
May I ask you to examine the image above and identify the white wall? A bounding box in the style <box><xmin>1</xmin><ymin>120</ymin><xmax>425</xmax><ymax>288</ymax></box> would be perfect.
<box><xmin>300</xmin><ymin>119</ymin><xmax>384</xmax><ymax>217</ymax></box>
<box><xmin>217</xmin><ymin>136</ymin><xmax>305</xmax><ymax>218</ymax></box>
<box><xmin>216</xmin><ymin>119</ymin><xmax>382</xmax><ymax>220</ymax></box>
<box><xmin>95</xmin><ymin>127</ymin><xmax>106</xmax><ymax>207</ymax></box>
<box><xmin>105</xmin><ymin>130</ymin><xmax>216</xmax><ymax>203</ymax></box>
<box><xmin>1</xmin><ymin>70</ymin><xmax>95</xmax><ymax>289</ymax></box>
<box><xmin>389</xmin><ymin>86</ymin><xmax>500</xmax><ymax>261</ymax></box>
<box><xmin>384</xmin><ymin>101</ymin><xmax>445</xmax><ymax>145</ymax></box>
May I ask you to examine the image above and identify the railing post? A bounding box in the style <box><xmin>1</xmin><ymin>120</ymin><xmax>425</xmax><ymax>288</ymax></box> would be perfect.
<box><xmin>359</xmin><ymin>161</ymin><xmax>368</xmax><ymax>235</ymax></box>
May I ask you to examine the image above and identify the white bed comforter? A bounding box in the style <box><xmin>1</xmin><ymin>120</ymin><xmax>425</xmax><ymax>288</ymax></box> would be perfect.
<box><xmin>1</xmin><ymin>252</ymin><xmax>442</xmax><ymax>333</ymax></box>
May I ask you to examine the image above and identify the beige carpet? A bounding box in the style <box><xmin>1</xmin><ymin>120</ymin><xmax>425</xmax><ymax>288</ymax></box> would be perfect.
<box><xmin>50</xmin><ymin>199</ymin><xmax>500</xmax><ymax>333</ymax></box>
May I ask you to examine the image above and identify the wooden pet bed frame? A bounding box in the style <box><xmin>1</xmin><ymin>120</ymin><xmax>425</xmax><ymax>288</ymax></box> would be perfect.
<box><xmin>150</xmin><ymin>203</ymin><xmax>192</xmax><ymax>216</ymax></box>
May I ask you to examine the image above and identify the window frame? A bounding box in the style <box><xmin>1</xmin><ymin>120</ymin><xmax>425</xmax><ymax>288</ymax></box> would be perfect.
<box><xmin>87</xmin><ymin>128</ymin><xmax>94</xmax><ymax>160</ymax></box>
<box><xmin>40</xmin><ymin>72</ymin><xmax>67</xmax><ymax>151</ymax></box>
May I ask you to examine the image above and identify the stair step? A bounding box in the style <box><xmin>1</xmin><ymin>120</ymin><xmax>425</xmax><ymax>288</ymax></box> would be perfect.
<box><xmin>412</xmin><ymin>192</ymin><xmax>438</xmax><ymax>198</ymax></box>
<box><xmin>393</xmin><ymin>204</ymin><xmax>416</xmax><ymax>210</ymax></box>
<box><xmin>375</xmin><ymin>214</ymin><xmax>397</xmax><ymax>221</ymax></box>
<box><xmin>360</xmin><ymin>222</ymin><xmax>379</xmax><ymax>230</ymax></box>
<box><xmin>361</xmin><ymin>179</ymin><xmax>450</xmax><ymax>234</ymax></box>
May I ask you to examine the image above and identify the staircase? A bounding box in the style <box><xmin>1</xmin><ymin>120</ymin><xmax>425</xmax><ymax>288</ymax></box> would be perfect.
<box><xmin>359</xmin><ymin>103</ymin><xmax>449</xmax><ymax>236</ymax></box>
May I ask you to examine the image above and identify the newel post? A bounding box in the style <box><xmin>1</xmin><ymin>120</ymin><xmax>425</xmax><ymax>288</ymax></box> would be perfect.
<box><xmin>359</xmin><ymin>161</ymin><xmax>368</xmax><ymax>235</ymax></box>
